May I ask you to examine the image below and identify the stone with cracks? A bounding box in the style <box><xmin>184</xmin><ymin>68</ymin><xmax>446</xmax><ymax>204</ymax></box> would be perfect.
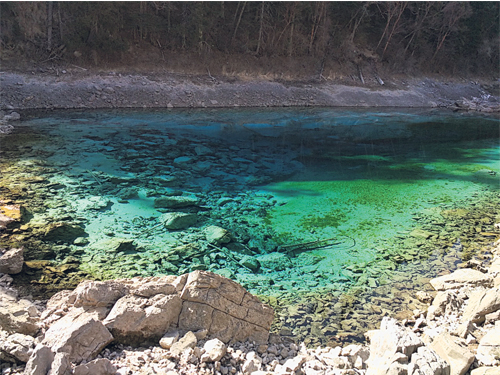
<box><xmin>365</xmin><ymin>317</ymin><xmax>423</xmax><ymax>375</ymax></box>
<box><xmin>429</xmin><ymin>332</ymin><xmax>474</xmax><ymax>375</ymax></box>
<box><xmin>178</xmin><ymin>270</ymin><xmax>274</xmax><ymax>344</ymax></box>
<box><xmin>407</xmin><ymin>346</ymin><xmax>450</xmax><ymax>375</ymax></box>
<box><xmin>0</xmin><ymin>247</ymin><xmax>24</xmax><ymax>274</ymax></box>
<box><xmin>430</xmin><ymin>269</ymin><xmax>493</xmax><ymax>291</ymax></box>
<box><xmin>42</xmin><ymin>309</ymin><xmax>113</xmax><ymax>364</ymax></box>
<box><xmin>0</xmin><ymin>332</ymin><xmax>35</xmax><ymax>363</ymax></box>
<box><xmin>461</xmin><ymin>287</ymin><xmax>500</xmax><ymax>324</ymax></box>
<box><xmin>103</xmin><ymin>293</ymin><xmax>182</xmax><ymax>345</ymax></box>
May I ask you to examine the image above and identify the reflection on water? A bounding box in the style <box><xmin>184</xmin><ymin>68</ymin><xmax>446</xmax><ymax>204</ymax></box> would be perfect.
<box><xmin>1</xmin><ymin>108</ymin><xmax>499</xmax><ymax>345</ymax></box>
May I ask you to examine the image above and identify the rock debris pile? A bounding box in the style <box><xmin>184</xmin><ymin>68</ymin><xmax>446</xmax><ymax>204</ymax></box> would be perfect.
<box><xmin>1</xmin><ymin>238</ymin><xmax>500</xmax><ymax>375</ymax></box>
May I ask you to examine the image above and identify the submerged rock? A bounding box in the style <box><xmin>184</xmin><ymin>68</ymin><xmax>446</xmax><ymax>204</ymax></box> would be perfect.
<box><xmin>205</xmin><ymin>225</ymin><xmax>232</xmax><ymax>245</ymax></box>
<box><xmin>161</xmin><ymin>212</ymin><xmax>198</xmax><ymax>230</ymax></box>
<box><xmin>43</xmin><ymin>222</ymin><xmax>87</xmax><ymax>243</ymax></box>
<box><xmin>154</xmin><ymin>195</ymin><xmax>199</xmax><ymax>209</ymax></box>
<box><xmin>92</xmin><ymin>237</ymin><xmax>136</xmax><ymax>254</ymax></box>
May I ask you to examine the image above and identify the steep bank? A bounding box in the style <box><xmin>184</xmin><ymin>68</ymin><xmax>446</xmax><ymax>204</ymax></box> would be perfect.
<box><xmin>1</xmin><ymin>70</ymin><xmax>499</xmax><ymax>110</ymax></box>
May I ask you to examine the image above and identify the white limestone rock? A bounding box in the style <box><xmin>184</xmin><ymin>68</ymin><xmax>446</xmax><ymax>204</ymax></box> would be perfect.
<box><xmin>462</xmin><ymin>287</ymin><xmax>500</xmax><ymax>324</ymax></box>
<box><xmin>201</xmin><ymin>338</ymin><xmax>227</xmax><ymax>362</ymax></box>
<box><xmin>476</xmin><ymin>323</ymin><xmax>500</xmax><ymax>366</ymax></box>
<box><xmin>430</xmin><ymin>269</ymin><xmax>493</xmax><ymax>291</ymax></box>
<box><xmin>429</xmin><ymin>332</ymin><xmax>474</xmax><ymax>375</ymax></box>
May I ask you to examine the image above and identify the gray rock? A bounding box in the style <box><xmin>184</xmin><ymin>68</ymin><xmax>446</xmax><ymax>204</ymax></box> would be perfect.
<box><xmin>154</xmin><ymin>195</ymin><xmax>198</xmax><ymax>209</ymax></box>
<box><xmin>73</xmin><ymin>358</ymin><xmax>117</xmax><ymax>375</ymax></box>
<box><xmin>73</xmin><ymin>280</ymin><xmax>129</xmax><ymax>308</ymax></box>
<box><xmin>42</xmin><ymin>310</ymin><xmax>113</xmax><ymax>364</ymax></box>
<box><xmin>462</xmin><ymin>287</ymin><xmax>500</xmax><ymax>324</ymax></box>
<box><xmin>103</xmin><ymin>293</ymin><xmax>182</xmax><ymax>345</ymax></box>
<box><xmin>24</xmin><ymin>344</ymin><xmax>54</xmax><ymax>375</ymax></box>
<box><xmin>0</xmin><ymin>286</ymin><xmax>40</xmax><ymax>335</ymax></box>
<box><xmin>476</xmin><ymin>323</ymin><xmax>500</xmax><ymax>366</ymax></box>
<box><xmin>430</xmin><ymin>269</ymin><xmax>493</xmax><ymax>291</ymax></box>
<box><xmin>161</xmin><ymin>212</ymin><xmax>198</xmax><ymax>230</ymax></box>
<box><xmin>427</xmin><ymin>291</ymin><xmax>463</xmax><ymax>321</ymax></box>
<box><xmin>0</xmin><ymin>247</ymin><xmax>24</xmax><ymax>274</ymax></box>
<box><xmin>429</xmin><ymin>332</ymin><xmax>474</xmax><ymax>375</ymax></box>
<box><xmin>0</xmin><ymin>332</ymin><xmax>35</xmax><ymax>363</ymax></box>
<box><xmin>4</xmin><ymin>112</ymin><xmax>21</xmax><ymax>121</ymax></box>
<box><xmin>48</xmin><ymin>352</ymin><xmax>72</xmax><ymax>375</ymax></box>
<box><xmin>205</xmin><ymin>225</ymin><xmax>232</xmax><ymax>245</ymax></box>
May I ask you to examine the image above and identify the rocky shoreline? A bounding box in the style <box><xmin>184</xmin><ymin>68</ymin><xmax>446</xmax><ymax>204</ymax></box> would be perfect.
<box><xmin>1</xmin><ymin>238</ymin><xmax>500</xmax><ymax>375</ymax></box>
<box><xmin>0</xmin><ymin>71</ymin><xmax>499</xmax><ymax>112</ymax></box>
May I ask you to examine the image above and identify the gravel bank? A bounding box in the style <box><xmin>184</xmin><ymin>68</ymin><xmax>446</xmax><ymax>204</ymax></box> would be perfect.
<box><xmin>0</xmin><ymin>70</ymin><xmax>497</xmax><ymax>110</ymax></box>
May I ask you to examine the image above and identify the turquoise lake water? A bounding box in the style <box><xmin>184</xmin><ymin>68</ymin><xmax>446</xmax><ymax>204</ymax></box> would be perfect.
<box><xmin>1</xmin><ymin>108</ymin><xmax>499</xmax><ymax>343</ymax></box>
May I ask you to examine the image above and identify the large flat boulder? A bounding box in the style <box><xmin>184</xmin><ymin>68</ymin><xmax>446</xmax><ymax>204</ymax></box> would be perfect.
<box><xmin>154</xmin><ymin>195</ymin><xmax>198</xmax><ymax>208</ymax></box>
<box><xmin>430</xmin><ymin>269</ymin><xmax>493</xmax><ymax>291</ymax></box>
<box><xmin>179</xmin><ymin>270</ymin><xmax>274</xmax><ymax>344</ymax></box>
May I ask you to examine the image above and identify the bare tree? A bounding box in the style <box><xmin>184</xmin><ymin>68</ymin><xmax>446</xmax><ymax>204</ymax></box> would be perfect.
<box><xmin>432</xmin><ymin>2</ymin><xmax>472</xmax><ymax>60</ymax></box>
<box><xmin>376</xmin><ymin>2</ymin><xmax>408</xmax><ymax>58</ymax></box>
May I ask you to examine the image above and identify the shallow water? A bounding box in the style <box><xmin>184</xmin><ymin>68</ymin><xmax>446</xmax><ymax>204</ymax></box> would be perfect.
<box><xmin>1</xmin><ymin>108</ymin><xmax>499</xmax><ymax>344</ymax></box>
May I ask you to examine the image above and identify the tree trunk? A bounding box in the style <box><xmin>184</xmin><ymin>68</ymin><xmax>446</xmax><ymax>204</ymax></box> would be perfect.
<box><xmin>47</xmin><ymin>2</ymin><xmax>54</xmax><ymax>50</ymax></box>
<box><xmin>256</xmin><ymin>2</ymin><xmax>265</xmax><ymax>55</ymax></box>
<box><xmin>288</xmin><ymin>5</ymin><xmax>296</xmax><ymax>57</ymax></box>
<box><xmin>232</xmin><ymin>1</ymin><xmax>246</xmax><ymax>46</ymax></box>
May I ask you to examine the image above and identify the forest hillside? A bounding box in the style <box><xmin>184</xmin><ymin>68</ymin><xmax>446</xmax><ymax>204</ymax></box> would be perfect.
<box><xmin>0</xmin><ymin>2</ymin><xmax>499</xmax><ymax>81</ymax></box>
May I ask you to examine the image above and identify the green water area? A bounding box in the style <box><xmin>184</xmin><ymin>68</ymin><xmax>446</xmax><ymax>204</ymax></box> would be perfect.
<box><xmin>1</xmin><ymin>108</ymin><xmax>499</xmax><ymax>346</ymax></box>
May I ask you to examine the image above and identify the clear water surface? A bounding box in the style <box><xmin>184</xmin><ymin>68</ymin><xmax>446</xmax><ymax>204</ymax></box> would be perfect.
<box><xmin>1</xmin><ymin>107</ymin><xmax>498</xmax><ymax>343</ymax></box>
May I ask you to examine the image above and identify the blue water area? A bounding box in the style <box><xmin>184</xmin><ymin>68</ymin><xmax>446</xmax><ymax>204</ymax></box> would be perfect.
<box><xmin>1</xmin><ymin>107</ymin><xmax>499</xmax><ymax>342</ymax></box>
